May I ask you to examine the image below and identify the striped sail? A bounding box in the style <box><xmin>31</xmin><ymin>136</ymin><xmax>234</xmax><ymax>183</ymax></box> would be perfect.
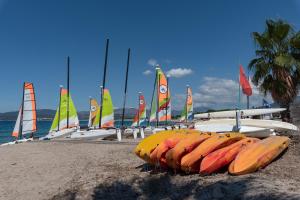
<box><xmin>88</xmin><ymin>98</ymin><xmax>99</xmax><ymax>128</ymax></box>
<box><xmin>180</xmin><ymin>87</ymin><xmax>193</xmax><ymax>122</ymax></box>
<box><xmin>157</xmin><ymin>68</ymin><xmax>171</xmax><ymax>122</ymax></box>
<box><xmin>50</xmin><ymin>88</ymin><xmax>79</xmax><ymax>132</ymax></box>
<box><xmin>132</xmin><ymin>94</ymin><xmax>146</xmax><ymax>127</ymax></box>
<box><xmin>12</xmin><ymin>82</ymin><xmax>37</xmax><ymax>138</ymax></box>
<box><xmin>93</xmin><ymin>89</ymin><xmax>114</xmax><ymax>128</ymax></box>
<box><xmin>149</xmin><ymin>68</ymin><xmax>171</xmax><ymax>122</ymax></box>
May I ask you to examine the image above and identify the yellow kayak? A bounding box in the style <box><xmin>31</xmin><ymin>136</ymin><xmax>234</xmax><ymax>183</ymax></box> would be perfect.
<box><xmin>181</xmin><ymin>133</ymin><xmax>245</xmax><ymax>173</ymax></box>
<box><xmin>229</xmin><ymin>136</ymin><xmax>290</xmax><ymax>175</ymax></box>
<box><xmin>134</xmin><ymin>129</ymin><xmax>202</xmax><ymax>164</ymax></box>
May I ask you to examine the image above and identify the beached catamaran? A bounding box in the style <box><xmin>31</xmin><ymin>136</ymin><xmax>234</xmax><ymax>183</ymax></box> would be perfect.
<box><xmin>180</xmin><ymin>85</ymin><xmax>193</xmax><ymax>122</ymax></box>
<box><xmin>70</xmin><ymin>39</ymin><xmax>119</xmax><ymax>139</ymax></box>
<box><xmin>145</xmin><ymin>67</ymin><xmax>171</xmax><ymax>133</ymax></box>
<box><xmin>6</xmin><ymin>82</ymin><xmax>37</xmax><ymax>144</ymax></box>
<box><xmin>42</xmin><ymin>87</ymin><xmax>79</xmax><ymax>139</ymax></box>
<box><xmin>70</xmin><ymin>88</ymin><xmax>116</xmax><ymax>139</ymax></box>
<box><xmin>92</xmin><ymin>89</ymin><xmax>114</xmax><ymax>128</ymax></box>
<box><xmin>40</xmin><ymin>57</ymin><xmax>79</xmax><ymax>139</ymax></box>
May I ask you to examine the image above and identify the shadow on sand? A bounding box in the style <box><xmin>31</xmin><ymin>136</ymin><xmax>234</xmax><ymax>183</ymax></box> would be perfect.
<box><xmin>51</xmin><ymin>171</ymin><xmax>300</xmax><ymax>200</ymax></box>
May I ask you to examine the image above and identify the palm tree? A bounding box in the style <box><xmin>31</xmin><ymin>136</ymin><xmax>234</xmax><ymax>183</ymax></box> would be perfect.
<box><xmin>249</xmin><ymin>19</ymin><xmax>300</xmax><ymax>121</ymax></box>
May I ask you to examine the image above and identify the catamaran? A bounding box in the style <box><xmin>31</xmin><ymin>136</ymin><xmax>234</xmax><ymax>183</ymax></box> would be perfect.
<box><xmin>144</xmin><ymin>67</ymin><xmax>172</xmax><ymax>134</ymax></box>
<box><xmin>40</xmin><ymin>87</ymin><xmax>79</xmax><ymax>139</ymax></box>
<box><xmin>124</xmin><ymin>92</ymin><xmax>146</xmax><ymax>138</ymax></box>
<box><xmin>2</xmin><ymin>82</ymin><xmax>37</xmax><ymax>145</ymax></box>
<box><xmin>70</xmin><ymin>88</ymin><xmax>117</xmax><ymax>139</ymax></box>
<box><xmin>179</xmin><ymin>85</ymin><xmax>193</xmax><ymax>122</ymax></box>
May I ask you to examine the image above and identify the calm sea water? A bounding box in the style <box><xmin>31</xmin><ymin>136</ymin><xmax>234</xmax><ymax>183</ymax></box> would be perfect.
<box><xmin>0</xmin><ymin>120</ymin><xmax>135</xmax><ymax>144</ymax></box>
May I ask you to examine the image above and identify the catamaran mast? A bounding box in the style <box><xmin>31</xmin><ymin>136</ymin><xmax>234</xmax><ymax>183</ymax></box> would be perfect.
<box><xmin>165</xmin><ymin>75</ymin><xmax>169</xmax><ymax>126</ymax></box>
<box><xmin>185</xmin><ymin>85</ymin><xmax>189</xmax><ymax>123</ymax></box>
<box><xmin>137</xmin><ymin>92</ymin><xmax>141</xmax><ymax>127</ymax></box>
<box><xmin>148</xmin><ymin>70</ymin><xmax>157</xmax><ymax>126</ymax></box>
<box><xmin>88</xmin><ymin>96</ymin><xmax>92</xmax><ymax>128</ymax></box>
<box><xmin>156</xmin><ymin>68</ymin><xmax>160</xmax><ymax>127</ymax></box>
<box><xmin>67</xmin><ymin>56</ymin><xmax>70</xmax><ymax>128</ymax></box>
<box><xmin>57</xmin><ymin>85</ymin><xmax>63</xmax><ymax>131</ymax></box>
<box><xmin>99</xmin><ymin>39</ymin><xmax>109</xmax><ymax>129</ymax></box>
<box><xmin>18</xmin><ymin>82</ymin><xmax>25</xmax><ymax>140</ymax></box>
<box><xmin>31</xmin><ymin>84</ymin><xmax>37</xmax><ymax>138</ymax></box>
<box><xmin>121</xmin><ymin>48</ymin><xmax>131</xmax><ymax>128</ymax></box>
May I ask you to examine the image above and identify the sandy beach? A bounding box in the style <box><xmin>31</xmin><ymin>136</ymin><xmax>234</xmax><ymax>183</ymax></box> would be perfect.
<box><xmin>0</xmin><ymin>137</ymin><xmax>300</xmax><ymax>200</ymax></box>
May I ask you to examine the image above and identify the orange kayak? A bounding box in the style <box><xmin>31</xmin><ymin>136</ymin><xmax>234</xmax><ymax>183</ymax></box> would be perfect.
<box><xmin>149</xmin><ymin>134</ymin><xmax>187</xmax><ymax>167</ymax></box>
<box><xmin>166</xmin><ymin>133</ymin><xmax>214</xmax><ymax>170</ymax></box>
<box><xmin>181</xmin><ymin>133</ymin><xmax>245</xmax><ymax>173</ymax></box>
<box><xmin>135</xmin><ymin>129</ymin><xmax>201</xmax><ymax>164</ymax></box>
<box><xmin>200</xmin><ymin>137</ymin><xmax>260</xmax><ymax>174</ymax></box>
<box><xmin>229</xmin><ymin>136</ymin><xmax>290</xmax><ymax>175</ymax></box>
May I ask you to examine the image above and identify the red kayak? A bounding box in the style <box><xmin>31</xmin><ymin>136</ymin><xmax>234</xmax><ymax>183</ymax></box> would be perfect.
<box><xmin>200</xmin><ymin>137</ymin><xmax>260</xmax><ymax>174</ymax></box>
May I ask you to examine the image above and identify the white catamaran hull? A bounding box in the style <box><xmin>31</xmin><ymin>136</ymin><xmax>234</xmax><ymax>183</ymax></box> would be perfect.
<box><xmin>39</xmin><ymin>127</ymin><xmax>77</xmax><ymax>140</ymax></box>
<box><xmin>194</xmin><ymin>119</ymin><xmax>298</xmax><ymax>132</ymax></box>
<box><xmin>69</xmin><ymin>129</ymin><xmax>117</xmax><ymax>139</ymax></box>
<box><xmin>1</xmin><ymin>137</ymin><xmax>34</xmax><ymax>146</ymax></box>
<box><xmin>194</xmin><ymin>123</ymin><xmax>274</xmax><ymax>137</ymax></box>
<box><xmin>194</xmin><ymin>108</ymin><xmax>286</xmax><ymax>119</ymax></box>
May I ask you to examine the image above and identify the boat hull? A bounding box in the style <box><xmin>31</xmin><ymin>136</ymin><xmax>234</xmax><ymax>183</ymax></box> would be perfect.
<box><xmin>180</xmin><ymin>133</ymin><xmax>245</xmax><ymax>173</ymax></box>
<box><xmin>39</xmin><ymin>128</ymin><xmax>77</xmax><ymax>140</ymax></box>
<box><xmin>228</xmin><ymin>136</ymin><xmax>290</xmax><ymax>175</ymax></box>
<box><xmin>69</xmin><ymin>129</ymin><xmax>116</xmax><ymax>139</ymax></box>
<box><xmin>135</xmin><ymin>129</ymin><xmax>202</xmax><ymax>164</ymax></box>
<box><xmin>200</xmin><ymin>138</ymin><xmax>259</xmax><ymax>174</ymax></box>
<box><xmin>166</xmin><ymin>133</ymin><xmax>213</xmax><ymax>170</ymax></box>
<box><xmin>194</xmin><ymin>108</ymin><xmax>286</xmax><ymax>119</ymax></box>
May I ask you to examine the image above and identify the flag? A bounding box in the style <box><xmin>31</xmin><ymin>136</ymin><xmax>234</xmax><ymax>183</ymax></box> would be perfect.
<box><xmin>239</xmin><ymin>65</ymin><xmax>252</xmax><ymax>96</ymax></box>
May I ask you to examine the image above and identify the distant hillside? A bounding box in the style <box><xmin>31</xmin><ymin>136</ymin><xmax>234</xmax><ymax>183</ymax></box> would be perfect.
<box><xmin>0</xmin><ymin>107</ymin><xmax>212</xmax><ymax>121</ymax></box>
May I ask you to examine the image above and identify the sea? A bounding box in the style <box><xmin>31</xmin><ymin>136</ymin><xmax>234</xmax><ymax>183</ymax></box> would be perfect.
<box><xmin>0</xmin><ymin>120</ymin><xmax>134</xmax><ymax>144</ymax></box>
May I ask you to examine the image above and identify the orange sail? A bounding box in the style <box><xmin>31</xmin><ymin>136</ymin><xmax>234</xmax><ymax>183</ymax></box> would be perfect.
<box><xmin>132</xmin><ymin>94</ymin><xmax>146</xmax><ymax>126</ymax></box>
<box><xmin>12</xmin><ymin>82</ymin><xmax>37</xmax><ymax>138</ymax></box>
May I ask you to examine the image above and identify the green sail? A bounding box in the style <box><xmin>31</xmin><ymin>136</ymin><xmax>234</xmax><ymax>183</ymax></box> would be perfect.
<box><xmin>50</xmin><ymin>88</ymin><xmax>79</xmax><ymax>131</ymax></box>
<box><xmin>93</xmin><ymin>89</ymin><xmax>114</xmax><ymax>128</ymax></box>
<box><xmin>149</xmin><ymin>82</ymin><xmax>157</xmax><ymax>122</ymax></box>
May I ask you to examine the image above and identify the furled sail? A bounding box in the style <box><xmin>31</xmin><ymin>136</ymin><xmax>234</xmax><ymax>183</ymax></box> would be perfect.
<box><xmin>12</xmin><ymin>82</ymin><xmax>37</xmax><ymax>138</ymax></box>
<box><xmin>93</xmin><ymin>89</ymin><xmax>114</xmax><ymax>128</ymax></box>
<box><xmin>180</xmin><ymin>87</ymin><xmax>193</xmax><ymax>122</ymax></box>
<box><xmin>88</xmin><ymin>98</ymin><xmax>99</xmax><ymax>128</ymax></box>
<box><xmin>50</xmin><ymin>88</ymin><xmax>79</xmax><ymax>132</ymax></box>
<box><xmin>132</xmin><ymin>94</ymin><xmax>146</xmax><ymax>126</ymax></box>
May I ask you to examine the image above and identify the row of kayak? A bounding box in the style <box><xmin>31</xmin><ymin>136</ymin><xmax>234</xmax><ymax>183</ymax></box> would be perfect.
<box><xmin>135</xmin><ymin>130</ymin><xmax>290</xmax><ymax>175</ymax></box>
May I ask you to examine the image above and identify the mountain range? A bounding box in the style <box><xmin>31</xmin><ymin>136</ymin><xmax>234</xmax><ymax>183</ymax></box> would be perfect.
<box><xmin>0</xmin><ymin>107</ymin><xmax>210</xmax><ymax>121</ymax></box>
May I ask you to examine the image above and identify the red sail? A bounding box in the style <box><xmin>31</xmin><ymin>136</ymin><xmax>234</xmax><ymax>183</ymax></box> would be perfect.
<box><xmin>239</xmin><ymin>65</ymin><xmax>252</xmax><ymax>96</ymax></box>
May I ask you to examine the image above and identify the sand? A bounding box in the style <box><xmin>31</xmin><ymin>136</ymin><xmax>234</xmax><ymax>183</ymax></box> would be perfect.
<box><xmin>0</xmin><ymin>137</ymin><xmax>300</xmax><ymax>200</ymax></box>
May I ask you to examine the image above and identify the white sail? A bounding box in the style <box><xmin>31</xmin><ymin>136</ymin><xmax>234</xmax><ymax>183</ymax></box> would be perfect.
<box><xmin>12</xmin><ymin>107</ymin><xmax>22</xmax><ymax>138</ymax></box>
<box><xmin>22</xmin><ymin>83</ymin><xmax>37</xmax><ymax>135</ymax></box>
<box><xmin>12</xmin><ymin>83</ymin><xmax>37</xmax><ymax>138</ymax></box>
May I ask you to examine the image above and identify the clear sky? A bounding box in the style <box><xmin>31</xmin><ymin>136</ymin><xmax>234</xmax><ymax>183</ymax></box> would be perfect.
<box><xmin>0</xmin><ymin>0</ymin><xmax>300</xmax><ymax>112</ymax></box>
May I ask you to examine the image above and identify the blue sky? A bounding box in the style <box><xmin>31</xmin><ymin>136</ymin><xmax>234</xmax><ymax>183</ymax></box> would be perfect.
<box><xmin>0</xmin><ymin>0</ymin><xmax>300</xmax><ymax>112</ymax></box>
